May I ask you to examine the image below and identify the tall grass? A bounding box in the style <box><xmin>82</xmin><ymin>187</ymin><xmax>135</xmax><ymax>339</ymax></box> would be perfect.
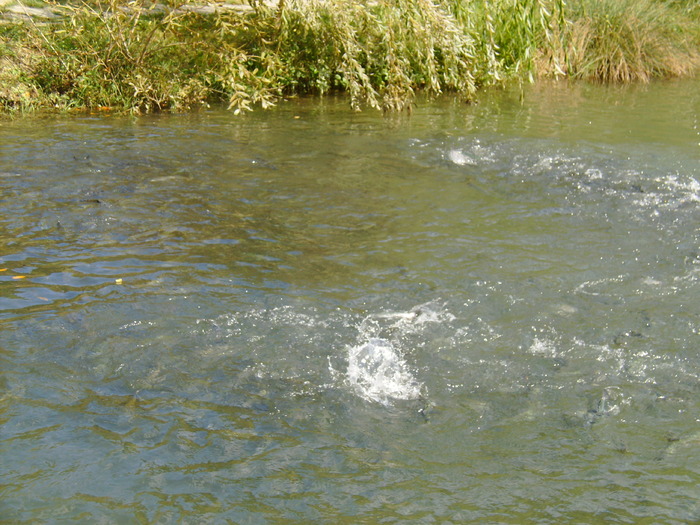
<box><xmin>17</xmin><ymin>0</ymin><xmax>283</xmax><ymax>112</ymax></box>
<box><xmin>446</xmin><ymin>0</ymin><xmax>569</xmax><ymax>83</ymax></box>
<box><xmin>565</xmin><ymin>0</ymin><xmax>700</xmax><ymax>82</ymax></box>
<box><xmin>0</xmin><ymin>0</ymin><xmax>698</xmax><ymax>114</ymax></box>
<box><xmin>270</xmin><ymin>0</ymin><xmax>478</xmax><ymax>111</ymax></box>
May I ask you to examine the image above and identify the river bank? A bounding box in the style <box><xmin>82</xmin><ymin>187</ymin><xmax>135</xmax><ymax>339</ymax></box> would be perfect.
<box><xmin>1</xmin><ymin>0</ymin><xmax>699</xmax><ymax>115</ymax></box>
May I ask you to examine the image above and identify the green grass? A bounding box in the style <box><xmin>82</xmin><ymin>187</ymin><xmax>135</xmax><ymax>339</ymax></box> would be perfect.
<box><xmin>21</xmin><ymin>0</ymin><xmax>49</xmax><ymax>8</ymax></box>
<box><xmin>0</xmin><ymin>0</ymin><xmax>698</xmax><ymax>115</ymax></box>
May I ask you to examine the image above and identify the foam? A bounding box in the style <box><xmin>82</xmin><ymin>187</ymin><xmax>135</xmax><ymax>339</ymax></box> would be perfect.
<box><xmin>345</xmin><ymin>337</ymin><xmax>422</xmax><ymax>405</ymax></box>
<box><xmin>341</xmin><ymin>302</ymin><xmax>452</xmax><ymax>405</ymax></box>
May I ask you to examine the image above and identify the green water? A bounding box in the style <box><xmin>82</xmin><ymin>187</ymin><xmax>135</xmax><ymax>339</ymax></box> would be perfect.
<box><xmin>1</xmin><ymin>79</ymin><xmax>699</xmax><ymax>523</ymax></box>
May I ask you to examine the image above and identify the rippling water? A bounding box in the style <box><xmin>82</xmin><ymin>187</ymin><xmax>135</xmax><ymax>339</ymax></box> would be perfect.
<box><xmin>1</xmin><ymin>80</ymin><xmax>699</xmax><ymax>522</ymax></box>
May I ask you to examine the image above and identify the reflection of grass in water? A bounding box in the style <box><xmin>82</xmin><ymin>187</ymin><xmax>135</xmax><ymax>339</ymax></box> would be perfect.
<box><xmin>0</xmin><ymin>0</ymin><xmax>698</xmax><ymax>114</ymax></box>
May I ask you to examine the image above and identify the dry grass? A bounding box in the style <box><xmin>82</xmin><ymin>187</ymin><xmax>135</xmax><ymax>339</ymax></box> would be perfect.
<box><xmin>564</xmin><ymin>0</ymin><xmax>700</xmax><ymax>82</ymax></box>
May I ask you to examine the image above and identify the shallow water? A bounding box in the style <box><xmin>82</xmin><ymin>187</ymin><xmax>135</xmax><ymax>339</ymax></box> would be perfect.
<box><xmin>1</xmin><ymin>79</ymin><xmax>699</xmax><ymax>523</ymax></box>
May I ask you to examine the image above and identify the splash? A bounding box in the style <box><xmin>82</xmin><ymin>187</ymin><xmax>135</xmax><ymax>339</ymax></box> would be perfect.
<box><xmin>447</xmin><ymin>149</ymin><xmax>475</xmax><ymax>166</ymax></box>
<box><xmin>346</xmin><ymin>337</ymin><xmax>422</xmax><ymax>405</ymax></box>
<box><xmin>529</xmin><ymin>337</ymin><xmax>558</xmax><ymax>358</ymax></box>
<box><xmin>340</xmin><ymin>302</ymin><xmax>452</xmax><ymax>405</ymax></box>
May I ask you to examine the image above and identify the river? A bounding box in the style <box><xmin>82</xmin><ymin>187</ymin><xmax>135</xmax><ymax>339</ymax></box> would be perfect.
<box><xmin>1</xmin><ymin>79</ymin><xmax>699</xmax><ymax>523</ymax></box>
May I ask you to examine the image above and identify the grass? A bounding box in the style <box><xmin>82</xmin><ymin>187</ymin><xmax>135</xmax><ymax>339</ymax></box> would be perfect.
<box><xmin>565</xmin><ymin>0</ymin><xmax>700</xmax><ymax>82</ymax></box>
<box><xmin>270</xmin><ymin>0</ymin><xmax>479</xmax><ymax>111</ymax></box>
<box><xmin>0</xmin><ymin>0</ymin><xmax>698</xmax><ymax>115</ymax></box>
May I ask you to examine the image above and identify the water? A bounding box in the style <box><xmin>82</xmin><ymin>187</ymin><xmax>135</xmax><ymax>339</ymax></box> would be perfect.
<box><xmin>1</xmin><ymin>79</ymin><xmax>699</xmax><ymax>523</ymax></box>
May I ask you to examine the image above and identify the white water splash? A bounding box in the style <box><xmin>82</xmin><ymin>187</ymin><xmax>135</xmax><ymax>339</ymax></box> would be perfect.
<box><xmin>362</xmin><ymin>302</ymin><xmax>456</xmax><ymax>335</ymax></box>
<box><xmin>447</xmin><ymin>149</ymin><xmax>476</xmax><ymax>166</ymax></box>
<box><xmin>659</xmin><ymin>174</ymin><xmax>700</xmax><ymax>204</ymax></box>
<box><xmin>346</xmin><ymin>338</ymin><xmax>422</xmax><ymax>405</ymax></box>
<box><xmin>529</xmin><ymin>337</ymin><xmax>558</xmax><ymax>358</ymax></box>
<box><xmin>340</xmin><ymin>302</ymin><xmax>452</xmax><ymax>405</ymax></box>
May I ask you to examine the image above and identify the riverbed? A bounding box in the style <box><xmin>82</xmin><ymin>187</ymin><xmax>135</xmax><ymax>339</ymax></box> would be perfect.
<box><xmin>1</xmin><ymin>79</ymin><xmax>699</xmax><ymax>522</ymax></box>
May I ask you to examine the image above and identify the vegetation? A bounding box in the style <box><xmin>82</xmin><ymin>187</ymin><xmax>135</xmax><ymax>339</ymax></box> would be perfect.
<box><xmin>0</xmin><ymin>0</ymin><xmax>698</xmax><ymax>114</ymax></box>
<box><xmin>564</xmin><ymin>0</ymin><xmax>700</xmax><ymax>82</ymax></box>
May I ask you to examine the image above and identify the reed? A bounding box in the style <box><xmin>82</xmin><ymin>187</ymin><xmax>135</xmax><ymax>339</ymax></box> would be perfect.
<box><xmin>0</xmin><ymin>0</ymin><xmax>698</xmax><ymax>115</ymax></box>
<box><xmin>565</xmin><ymin>0</ymin><xmax>700</xmax><ymax>82</ymax></box>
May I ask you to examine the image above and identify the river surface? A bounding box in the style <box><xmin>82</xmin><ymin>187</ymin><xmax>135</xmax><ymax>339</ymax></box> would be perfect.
<box><xmin>1</xmin><ymin>79</ymin><xmax>699</xmax><ymax>523</ymax></box>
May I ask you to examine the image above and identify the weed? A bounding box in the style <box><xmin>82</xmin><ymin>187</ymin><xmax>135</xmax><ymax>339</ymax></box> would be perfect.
<box><xmin>566</xmin><ymin>0</ymin><xmax>699</xmax><ymax>82</ymax></box>
<box><xmin>0</xmin><ymin>0</ymin><xmax>698</xmax><ymax>114</ymax></box>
